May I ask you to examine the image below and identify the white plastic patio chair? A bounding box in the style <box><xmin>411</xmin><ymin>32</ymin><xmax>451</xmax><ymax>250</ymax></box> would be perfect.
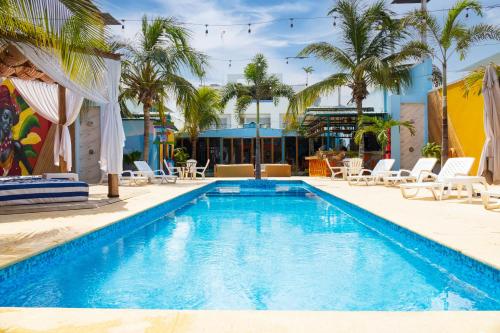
<box><xmin>325</xmin><ymin>158</ymin><xmax>363</xmax><ymax>180</ymax></box>
<box><xmin>347</xmin><ymin>159</ymin><xmax>395</xmax><ymax>185</ymax></box>
<box><xmin>400</xmin><ymin>157</ymin><xmax>475</xmax><ymax>200</ymax></box>
<box><xmin>482</xmin><ymin>189</ymin><xmax>500</xmax><ymax>210</ymax></box>
<box><xmin>383</xmin><ymin>158</ymin><xmax>438</xmax><ymax>186</ymax></box>
<box><xmin>163</xmin><ymin>159</ymin><xmax>182</xmax><ymax>177</ymax></box>
<box><xmin>194</xmin><ymin>159</ymin><xmax>210</xmax><ymax>179</ymax></box>
<box><xmin>134</xmin><ymin>161</ymin><xmax>177</xmax><ymax>184</ymax></box>
<box><xmin>185</xmin><ymin>159</ymin><xmax>197</xmax><ymax>179</ymax></box>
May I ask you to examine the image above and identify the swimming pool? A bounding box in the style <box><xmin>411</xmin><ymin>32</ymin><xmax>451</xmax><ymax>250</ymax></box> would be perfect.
<box><xmin>0</xmin><ymin>180</ymin><xmax>498</xmax><ymax>310</ymax></box>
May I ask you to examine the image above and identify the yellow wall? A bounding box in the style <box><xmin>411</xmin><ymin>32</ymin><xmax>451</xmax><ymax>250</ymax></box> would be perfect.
<box><xmin>429</xmin><ymin>80</ymin><xmax>485</xmax><ymax>174</ymax></box>
<box><xmin>446</xmin><ymin>80</ymin><xmax>484</xmax><ymax>174</ymax></box>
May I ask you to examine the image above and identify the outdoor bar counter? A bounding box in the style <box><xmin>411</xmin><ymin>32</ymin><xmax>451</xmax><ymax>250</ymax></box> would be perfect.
<box><xmin>305</xmin><ymin>155</ymin><xmax>331</xmax><ymax>177</ymax></box>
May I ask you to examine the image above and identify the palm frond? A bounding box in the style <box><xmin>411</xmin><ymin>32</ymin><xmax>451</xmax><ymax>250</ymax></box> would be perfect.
<box><xmin>287</xmin><ymin>73</ymin><xmax>349</xmax><ymax>119</ymax></box>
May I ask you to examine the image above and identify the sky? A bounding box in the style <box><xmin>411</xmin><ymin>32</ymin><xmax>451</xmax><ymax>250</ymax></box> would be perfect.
<box><xmin>99</xmin><ymin>0</ymin><xmax>500</xmax><ymax>114</ymax></box>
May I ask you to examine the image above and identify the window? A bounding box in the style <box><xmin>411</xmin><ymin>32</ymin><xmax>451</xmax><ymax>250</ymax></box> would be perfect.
<box><xmin>244</xmin><ymin>115</ymin><xmax>271</xmax><ymax>128</ymax></box>
<box><xmin>210</xmin><ymin>115</ymin><xmax>230</xmax><ymax>129</ymax></box>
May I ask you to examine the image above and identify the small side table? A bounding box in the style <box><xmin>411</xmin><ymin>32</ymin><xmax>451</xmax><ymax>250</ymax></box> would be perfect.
<box><xmin>442</xmin><ymin>176</ymin><xmax>488</xmax><ymax>203</ymax></box>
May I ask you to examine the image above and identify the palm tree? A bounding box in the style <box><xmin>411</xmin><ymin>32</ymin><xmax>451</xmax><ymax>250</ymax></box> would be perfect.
<box><xmin>0</xmin><ymin>0</ymin><xmax>109</xmax><ymax>85</ymax></box>
<box><xmin>182</xmin><ymin>86</ymin><xmax>223</xmax><ymax>160</ymax></box>
<box><xmin>302</xmin><ymin>66</ymin><xmax>314</xmax><ymax>86</ymax></box>
<box><xmin>221</xmin><ymin>54</ymin><xmax>294</xmax><ymax>179</ymax></box>
<box><xmin>120</xmin><ymin>16</ymin><xmax>206</xmax><ymax>162</ymax></box>
<box><xmin>404</xmin><ymin>0</ymin><xmax>500</xmax><ymax>165</ymax></box>
<box><xmin>287</xmin><ymin>0</ymin><xmax>428</xmax><ymax>160</ymax></box>
<box><xmin>354</xmin><ymin>115</ymin><xmax>415</xmax><ymax>157</ymax></box>
<box><xmin>463</xmin><ymin>64</ymin><xmax>500</xmax><ymax>96</ymax></box>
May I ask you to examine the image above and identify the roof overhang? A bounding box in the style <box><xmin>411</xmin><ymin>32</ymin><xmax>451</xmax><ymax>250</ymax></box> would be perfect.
<box><xmin>391</xmin><ymin>0</ymin><xmax>429</xmax><ymax>3</ymax></box>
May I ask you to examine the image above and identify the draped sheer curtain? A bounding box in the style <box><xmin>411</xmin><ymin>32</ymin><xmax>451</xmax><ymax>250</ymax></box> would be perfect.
<box><xmin>11</xmin><ymin>43</ymin><xmax>125</xmax><ymax>175</ymax></box>
<box><xmin>11</xmin><ymin>78</ymin><xmax>83</xmax><ymax>171</ymax></box>
<box><xmin>477</xmin><ymin>64</ymin><xmax>500</xmax><ymax>184</ymax></box>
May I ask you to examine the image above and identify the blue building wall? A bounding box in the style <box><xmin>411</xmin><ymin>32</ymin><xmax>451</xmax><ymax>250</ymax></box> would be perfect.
<box><xmin>123</xmin><ymin>119</ymin><xmax>159</xmax><ymax>170</ymax></box>
<box><xmin>388</xmin><ymin>58</ymin><xmax>433</xmax><ymax>169</ymax></box>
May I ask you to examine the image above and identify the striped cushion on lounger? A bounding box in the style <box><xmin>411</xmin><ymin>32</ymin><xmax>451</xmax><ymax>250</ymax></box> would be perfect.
<box><xmin>0</xmin><ymin>177</ymin><xmax>89</xmax><ymax>206</ymax></box>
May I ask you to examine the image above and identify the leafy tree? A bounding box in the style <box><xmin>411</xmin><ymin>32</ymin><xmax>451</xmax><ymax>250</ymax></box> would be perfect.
<box><xmin>302</xmin><ymin>66</ymin><xmax>314</xmax><ymax>86</ymax></box>
<box><xmin>120</xmin><ymin>16</ymin><xmax>206</xmax><ymax>162</ymax></box>
<box><xmin>182</xmin><ymin>86</ymin><xmax>223</xmax><ymax>160</ymax></box>
<box><xmin>287</xmin><ymin>0</ymin><xmax>428</xmax><ymax>159</ymax></box>
<box><xmin>0</xmin><ymin>0</ymin><xmax>109</xmax><ymax>85</ymax></box>
<box><xmin>354</xmin><ymin>115</ymin><xmax>415</xmax><ymax>156</ymax></box>
<box><xmin>221</xmin><ymin>54</ymin><xmax>294</xmax><ymax>179</ymax></box>
<box><xmin>404</xmin><ymin>0</ymin><xmax>500</xmax><ymax>165</ymax></box>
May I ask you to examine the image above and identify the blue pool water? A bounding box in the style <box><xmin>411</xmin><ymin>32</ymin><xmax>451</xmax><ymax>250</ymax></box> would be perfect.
<box><xmin>0</xmin><ymin>181</ymin><xmax>498</xmax><ymax>310</ymax></box>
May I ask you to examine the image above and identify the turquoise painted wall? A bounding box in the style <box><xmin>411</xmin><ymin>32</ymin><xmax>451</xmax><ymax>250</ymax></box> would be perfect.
<box><xmin>388</xmin><ymin>58</ymin><xmax>433</xmax><ymax>169</ymax></box>
<box><xmin>123</xmin><ymin>119</ymin><xmax>159</xmax><ymax>170</ymax></box>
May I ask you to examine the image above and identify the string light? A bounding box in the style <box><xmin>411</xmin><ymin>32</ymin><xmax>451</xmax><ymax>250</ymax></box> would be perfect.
<box><xmin>290</xmin><ymin>18</ymin><xmax>294</xmax><ymax>28</ymax></box>
<box><xmin>228</xmin><ymin>60</ymin><xmax>232</xmax><ymax>67</ymax></box>
<box><xmin>332</xmin><ymin>16</ymin><xmax>337</xmax><ymax>27</ymax></box>
<box><xmin>205</xmin><ymin>24</ymin><xmax>208</xmax><ymax>35</ymax></box>
<box><xmin>248</xmin><ymin>23</ymin><xmax>251</xmax><ymax>34</ymax></box>
<box><xmin>465</xmin><ymin>8</ymin><xmax>470</xmax><ymax>18</ymax></box>
<box><xmin>121</xmin><ymin>19</ymin><xmax>125</xmax><ymax>30</ymax></box>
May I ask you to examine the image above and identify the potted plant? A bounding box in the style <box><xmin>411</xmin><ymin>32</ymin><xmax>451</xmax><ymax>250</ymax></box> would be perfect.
<box><xmin>173</xmin><ymin>147</ymin><xmax>189</xmax><ymax>166</ymax></box>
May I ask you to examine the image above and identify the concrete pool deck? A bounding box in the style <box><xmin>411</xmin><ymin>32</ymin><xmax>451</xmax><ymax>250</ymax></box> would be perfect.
<box><xmin>0</xmin><ymin>177</ymin><xmax>499</xmax><ymax>332</ymax></box>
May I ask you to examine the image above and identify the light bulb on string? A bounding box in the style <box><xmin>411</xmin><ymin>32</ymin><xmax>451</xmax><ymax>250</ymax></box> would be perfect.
<box><xmin>121</xmin><ymin>19</ymin><xmax>125</xmax><ymax>30</ymax></box>
<box><xmin>465</xmin><ymin>8</ymin><xmax>469</xmax><ymax>18</ymax></box>
<box><xmin>333</xmin><ymin>16</ymin><xmax>337</xmax><ymax>27</ymax></box>
<box><xmin>290</xmin><ymin>18</ymin><xmax>294</xmax><ymax>28</ymax></box>
<box><xmin>248</xmin><ymin>24</ymin><xmax>251</xmax><ymax>34</ymax></box>
<box><xmin>205</xmin><ymin>24</ymin><xmax>208</xmax><ymax>35</ymax></box>
<box><xmin>286</xmin><ymin>58</ymin><xmax>289</xmax><ymax>64</ymax></box>
<box><xmin>229</xmin><ymin>60</ymin><xmax>232</xmax><ymax>68</ymax></box>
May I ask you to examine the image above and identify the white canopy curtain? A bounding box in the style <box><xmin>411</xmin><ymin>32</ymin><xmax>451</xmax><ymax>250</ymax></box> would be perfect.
<box><xmin>11</xmin><ymin>79</ymin><xmax>83</xmax><ymax>171</ymax></box>
<box><xmin>11</xmin><ymin>43</ymin><xmax>125</xmax><ymax>174</ymax></box>
<box><xmin>477</xmin><ymin>64</ymin><xmax>500</xmax><ymax>184</ymax></box>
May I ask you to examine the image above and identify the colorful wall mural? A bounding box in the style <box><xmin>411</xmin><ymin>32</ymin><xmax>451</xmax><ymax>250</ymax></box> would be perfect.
<box><xmin>0</xmin><ymin>79</ymin><xmax>51</xmax><ymax>176</ymax></box>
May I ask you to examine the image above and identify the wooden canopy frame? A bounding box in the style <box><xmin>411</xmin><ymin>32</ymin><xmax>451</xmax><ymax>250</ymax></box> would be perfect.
<box><xmin>0</xmin><ymin>43</ymin><xmax>122</xmax><ymax>197</ymax></box>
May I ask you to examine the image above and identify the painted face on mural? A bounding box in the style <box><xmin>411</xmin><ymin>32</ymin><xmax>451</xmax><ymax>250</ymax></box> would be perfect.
<box><xmin>0</xmin><ymin>107</ymin><xmax>16</xmax><ymax>141</ymax></box>
<box><xmin>0</xmin><ymin>85</ymin><xmax>33</xmax><ymax>176</ymax></box>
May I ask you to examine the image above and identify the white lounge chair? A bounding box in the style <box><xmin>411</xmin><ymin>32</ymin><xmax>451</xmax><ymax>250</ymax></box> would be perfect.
<box><xmin>325</xmin><ymin>158</ymin><xmax>363</xmax><ymax>180</ymax></box>
<box><xmin>99</xmin><ymin>170</ymin><xmax>148</xmax><ymax>186</ymax></box>
<box><xmin>347</xmin><ymin>159</ymin><xmax>395</xmax><ymax>185</ymax></box>
<box><xmin>120</xmin><ymin>170</ymin><xmax>149</xmax><ymax>186</ymax></box>
<box><xmin>400</xmin><ymin>157</ymin><xmax>475</xmax><ymax>200</ymax></box>
<box><xmin>383</xmin><ymin>158</ymin><xmax>438</xmax><ymax>186</ymax></box>
<box><xmin>482</xmin><ymin>189</ymin><xmax>500</xmax><ymax>210</ymax></box>
<box><xmin>134</xmin><ymin>161</ymin><xmax>177</xmax><ymax>184</ymax></box>
<box><xmin>163</xmin><ymin>159</ymin><xmax>182</xmax><ymax>177</ymax></box>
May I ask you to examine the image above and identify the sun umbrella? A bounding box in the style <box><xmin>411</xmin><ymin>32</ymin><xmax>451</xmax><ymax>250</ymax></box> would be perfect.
<box><xmin>477</xmin><ymin>64</ymin><xmax>500</xmax><ymax>184</ymax></box>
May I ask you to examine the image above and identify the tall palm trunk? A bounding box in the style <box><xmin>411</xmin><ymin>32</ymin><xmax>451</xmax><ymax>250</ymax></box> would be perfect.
<box><xmin>355</xmin><ymin>96</ymin><xmax>365</xmax><ymax>161</ymax></box>
<box><xmin>255</xmin><ymin>99</ymin><xmax>261</xmax><ymax>179</ymax></box>
<box><xmin>441</xmin><ymin>61</ymin><xmax>449</xmax><ymax>166</ymax></box>
<box><xmin>143</xmin><ymin>102</ymin><xmax>152</xmax><ymax>163</ymax></box>
<box><xmin>191</xmin><ymin>136</ymin><xmax>198</xmax><ymax>161</ymax></box>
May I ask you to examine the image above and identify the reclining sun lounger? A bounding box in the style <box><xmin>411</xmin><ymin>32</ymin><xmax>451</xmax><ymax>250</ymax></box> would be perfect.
<box><xmin>134</xmin><ymin>161</ymin><xmax>177</xmax><ymax>184</ymax></box>
<box><xmin>383</xmin><ymin>158</ymin><xmax>437</xmax><ymax>186</ymax></box>
<box><xmin>481</xmin><ymin>189</ymin><xmax>500</xmax><ymax>210</ymax></box>
<box><xmin>400</xmin><ymin>157</ymin><xmax>475</xmax><ymax>200</ymax></box>
<box><xmin>348</xmin><ymin>159</ymin><xmax>395</xmax><ymax>185</ymax></box>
